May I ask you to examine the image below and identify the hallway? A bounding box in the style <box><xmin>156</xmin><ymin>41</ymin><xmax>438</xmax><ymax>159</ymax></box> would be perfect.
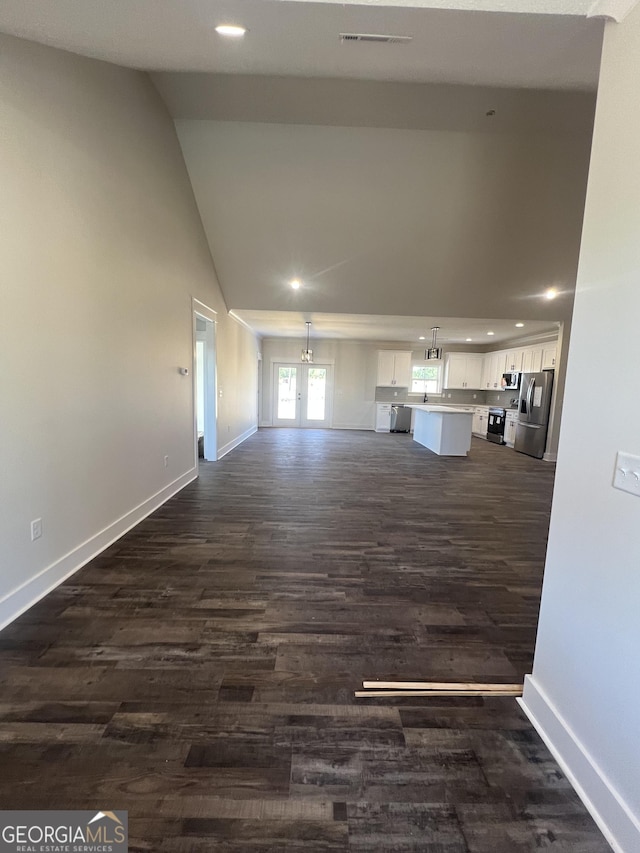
<box><xmin>0</xmin><ymin>430</ymin><xmax>609</xmax><ymax>851</ymax></box>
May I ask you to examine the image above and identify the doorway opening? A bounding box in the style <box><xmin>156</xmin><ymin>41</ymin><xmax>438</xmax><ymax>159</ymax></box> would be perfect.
<box><xmin>272</xmin><ymin>363</ymin><xmax>333</xmax><ymax>428</ymax></box>
<box><xmin>192</xmin><ymin>300</ymin><xmax>217</xmax><ymax>463</ymax></box>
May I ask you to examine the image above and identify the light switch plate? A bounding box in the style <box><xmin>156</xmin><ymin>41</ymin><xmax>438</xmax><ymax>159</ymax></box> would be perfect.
<box><xmin>613</xmin><ymin>451</ymin><xmax>640</xmax><ymax>497</ymax></box>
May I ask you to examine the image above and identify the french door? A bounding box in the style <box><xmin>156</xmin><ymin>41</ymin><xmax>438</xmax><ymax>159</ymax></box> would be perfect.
<box><xmin>273</xmin><ymin>363</ymin><xmax>332</xmax><ymax>428</ymax></box>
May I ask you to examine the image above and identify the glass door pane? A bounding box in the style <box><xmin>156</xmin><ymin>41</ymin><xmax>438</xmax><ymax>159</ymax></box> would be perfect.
<box><xmin>305</xmin><ymin>367</ymin><xmax>327</xmax><ymax>421</ymax></box>
<box><xmin>273</xmin><ymin>363</ymin><xmax>332</xmax><ymax>428</ymax></box>
<box><xmin>276</xmin><ymin>366</ymin><xmax>298</xmax><ymax>421</ymax></box>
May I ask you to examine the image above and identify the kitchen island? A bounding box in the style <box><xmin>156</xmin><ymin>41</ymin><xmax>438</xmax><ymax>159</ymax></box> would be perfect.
<box><xmin>406</xmin><ymin>404</ymin><xmax>473</xmax><ymax>456</ymax></box>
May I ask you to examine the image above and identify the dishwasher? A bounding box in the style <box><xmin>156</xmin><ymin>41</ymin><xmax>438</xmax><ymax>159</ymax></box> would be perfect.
<box><xmin>390</xmin><ymin>404</ymin><xmax>412</xmax><ymax>433</ymax></box>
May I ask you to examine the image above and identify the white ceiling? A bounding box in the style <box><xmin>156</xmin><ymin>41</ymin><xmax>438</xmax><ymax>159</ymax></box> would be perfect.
<box><xmin>280</xmin><ymin>0</ymin><xmax>595</xmax><ymax>8</ymax></box>
<box><xmin>0</xmin><ymin>0</ymin><xmax>604</xmax><ymax>88</ymax></box>
<box><xmin>232</xmin><ymin>310</ymin><xmax>559</xmax><ymax>345</ymax></box>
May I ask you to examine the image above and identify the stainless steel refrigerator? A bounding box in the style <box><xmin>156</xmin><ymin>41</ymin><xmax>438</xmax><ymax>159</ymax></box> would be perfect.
<box><xmin>514</xmin><ymin>370</ymin><xmax>554</xmax><ymax>459</ymax></box>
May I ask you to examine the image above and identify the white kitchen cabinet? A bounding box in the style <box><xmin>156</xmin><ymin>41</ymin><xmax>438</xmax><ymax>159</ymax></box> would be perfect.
<box><xmin>503</xmin><ymin>349</ymin><xmax>523</xmax><ymax>372</ymax></box>
<box><xmin>481</xmin><ymin>355</ymin><xmax>492</xmax><ymax>390</ymax></box>
<box><xmin>479</xmin><ymin>341</ymin><xmax>557</xmax><ymax>387</ymax></box>
<box><xmin>472</xmin><ymin>406</ymin><xmax>489</xmax><ymax>437</ymax></box>
<box><xmin>522</xmin><ymin>347</ymin><xmax>543</xmax><ymax>374</ymax></box>
<box><xmin>375</xmin><ymin>403</ymin><xmax>392</xmax><ymax>432</ymax></box>
<box><xmin>542</xmin><ymin>345</ymin><xmax>557</xmax><ymax>370</ymax></box>
<box><xmin>482</xmin><ymin>352</ymin><xmax>505</xmax><ymax>390</ymax></box>
<box><xmin>377</xmin><ymin>351</ymin><xmax>412</xmax><ymax>387</ymax></box>
<box><xmin>505</xmin><ymin>411</ymin><xmax>518</xmax><ymax>446</ymax></box>
<box><xmin>444</xmin><ymin>353</ymin><xmax>484</xmax><ymax>389</ymax></box>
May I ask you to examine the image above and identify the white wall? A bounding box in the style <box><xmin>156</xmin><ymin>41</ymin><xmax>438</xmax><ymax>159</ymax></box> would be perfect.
<box><xmin>521</xmin><ymin>8</ymin><xmax>640</xmax><ymax>852</ymax></box>
<box><xmin>216</xmin><ymin>314</ymin><xmax>260</xmax><ymax>456</ymax></box>
<box><xmin>263</xmin><ymin>338</ymin><xmax>434</xmax><ymax>429</ymax></box>
<box><xmin>261</xmin><ymin>337</ymin><xmax>563</xmax><ymax>433</ymax></box>
<box><xmin>261</xmin><ymin>338</ymin><xmax>377</xmax><ymax>429</ymax></box>
<box><xmin>0</xmin><ymin>34</ymin><xmax>258</xmax><ymax>628</ymax></box>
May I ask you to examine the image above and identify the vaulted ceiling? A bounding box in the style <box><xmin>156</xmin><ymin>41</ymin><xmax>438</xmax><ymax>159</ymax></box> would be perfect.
<box><xmin>0</xmin><ymin>0</ymin><xmax>613</xmax><ymax>342</ymax></box>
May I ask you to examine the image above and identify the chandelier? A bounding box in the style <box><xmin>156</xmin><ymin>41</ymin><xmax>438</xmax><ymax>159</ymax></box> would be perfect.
<box><xmin>301</xmin><ymin>321</ymin><xmax>313</xmax><ymax>363</ymax></box>
<box><xmin>426</xmin><ymin>326</ymin><xmax>442</xmax><ymax>360</ymax></box>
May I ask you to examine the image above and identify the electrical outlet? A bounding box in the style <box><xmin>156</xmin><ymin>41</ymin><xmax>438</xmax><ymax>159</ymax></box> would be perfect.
<box><xmin>613</xmin><ymin>451</ymin><xmax>640</xmax><ymax>497</ymax></box>
<box><xmin>164</xmin><ymin>455</ymin><xmax>169</xmax><ymax>467</ymax></box>
<box><xmin>30</xmin><ymin>518</ymin><xmax>42</xmax><ymax>541</ymax></box>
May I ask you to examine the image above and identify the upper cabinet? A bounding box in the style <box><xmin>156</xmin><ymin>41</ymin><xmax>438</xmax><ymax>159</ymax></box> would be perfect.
<box><xmin>443</xmin><ymin>353</ymin><xmax>484</xmax><ymax>389</ymax></box>
<box><xmin>522</xmin><ymin>347</ymin><xmax>543</xmax><ymax>374</ymax></box>
<box><xmin>503</xmin><ymin>349</ymin><xmax>523</xmax><ymax>372</ymax></box>
<box><xmin>377</xmin><ymin>350</ymin><xmax>412</xmax><ymax>387</ymax></box>
<box><xmin>542</xmin><ymin>345</ymin><xmax>557</xmax><ymax>370</ymax></box>
<box><xmin>482</xmin><ymin>352</ymin><xmax>504</xmax><ymax>390</ymax></box>
<box><xmin>482</xmin><ymin>340</ymin><xmax>558</xmax><ymax>385</ymax></box>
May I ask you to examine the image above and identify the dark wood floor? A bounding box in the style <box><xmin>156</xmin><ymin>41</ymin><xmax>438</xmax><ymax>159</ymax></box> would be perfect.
<box><xmin>0</xmin><ymin>429</ymin><xmax>610</xmax><ymax>852</ymax></box>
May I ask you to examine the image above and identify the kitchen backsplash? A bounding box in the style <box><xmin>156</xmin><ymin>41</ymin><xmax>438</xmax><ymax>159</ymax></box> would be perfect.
<box><xmin>439</xmin><ymin>388</ymin><xmax>519</xmax><ymax>408</ymax></box>
<box><xmin>485</xmin><ymin>391</ymin><xmax>520</xmax><ymax>409</ymax></box>
<box><xmin>375</xmin><ymin>386</ymin><xmax>409</xmax><ymax>402</ymax></box>
<box><xmin>437</xmin><ymin>389</ymin><xmax>486</xmax><ymax>404</ymax></box>
<box><xmin>486</xmin><ymin>390</ymin><xmax>520</xmax><ymax>408</ymax></box>
<box><xmin>375</xmin><ymin>387</ymin><xmax>520</xmax><ymax>407</ymax></box>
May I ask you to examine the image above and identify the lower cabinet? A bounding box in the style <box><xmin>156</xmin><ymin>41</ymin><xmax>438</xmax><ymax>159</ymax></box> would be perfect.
<box><xmin>375</xmin><ymin>403</ymin><xmax>392</xmax><ymax>432</ymax></box>
<box><xmin>472</xmin><ymin>407</ymin><xmax>488</xmax><ymax>437</ymax></box>
<box><xmin>505</xmin><ymin>411</ymin><xmax>518</xmax><ymax>446</ymax></box>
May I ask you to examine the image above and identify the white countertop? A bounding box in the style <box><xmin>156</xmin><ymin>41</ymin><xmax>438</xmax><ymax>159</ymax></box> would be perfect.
<box><xmin>406</xmin><ymin>404</ymin><xmax>473</xmax><ymax>415</ymax></box>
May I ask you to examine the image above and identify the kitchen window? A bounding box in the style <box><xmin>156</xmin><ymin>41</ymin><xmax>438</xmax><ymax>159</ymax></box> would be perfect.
<box><xmin>411</xmin><ymin>361</ymin><xmax>442</xmax><ymax>394</ymax></box>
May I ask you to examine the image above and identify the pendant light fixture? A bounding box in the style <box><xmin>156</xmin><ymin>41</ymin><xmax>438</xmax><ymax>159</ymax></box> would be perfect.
<box><xmin>426</xmin><ymin>326</ymin><xmax>442</xmax><ymax>360</ymax></box>
<box><xmin>301</xmin><ymin>321</ymin><xmax>313</xmax><ymax>363</ymax></box>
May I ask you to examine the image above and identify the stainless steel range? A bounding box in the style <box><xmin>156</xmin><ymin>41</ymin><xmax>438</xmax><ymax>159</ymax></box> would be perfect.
<box><xmin>487</xmin><ymin>407</ymin><xmax>506</xmax><ymax>445</ymax></box>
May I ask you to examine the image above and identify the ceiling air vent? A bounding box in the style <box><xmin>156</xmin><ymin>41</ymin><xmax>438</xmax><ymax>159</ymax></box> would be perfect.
<box><xmin>339</xmin><ymin>33</ymin><xmax>413</xmax><ymax>45</ymax></box>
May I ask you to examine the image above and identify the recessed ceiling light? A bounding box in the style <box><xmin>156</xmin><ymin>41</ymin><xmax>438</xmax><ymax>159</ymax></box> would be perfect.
<box><xmin>487</xmin><ymin>331</ymin><xmax>495</xmax><ymax>336</ymax></box>
<box><xmin>215</xmin><ymin>24</ymin><xmax>247</xmax><ymax>37</ymax></box>
<box><xmin>515</xmin><ymin>322</ymin><xmax>524</xmax><ymax>328</ymax></box>
<box><xmin>290</xmin><ymin>279</ymin><xmax>301</xmax><ymax>290</ymax></box>
<box><xmin>545</xmin><ymin>287</ymin><xmax>558</xmax><ymax>300</ymax></box>
<box><xmin>466</xmin><ymin>338</ymin><xmax>472</xmax><ymax>342</ymax></box>
<box><xmin>419</xmin><ymin>336</ymin><xmax>425</xmax><ymax>340</ymax></box>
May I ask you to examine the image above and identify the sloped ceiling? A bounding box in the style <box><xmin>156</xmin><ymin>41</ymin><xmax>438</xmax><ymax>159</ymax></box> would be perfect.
<box><xmin>175</xmin><ymin>112</ymin><xmax>594</xmax><ymax>325</ymax></box>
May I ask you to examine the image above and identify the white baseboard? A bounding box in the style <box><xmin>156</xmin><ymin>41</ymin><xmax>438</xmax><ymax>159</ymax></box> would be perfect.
<box><xmin>0</xmin><ymin>469</ymin><xmax>197</xmax><ymax>632</ymax></box>
<box><xmin>217</xmin><ymin>424</ymin><xmax>257</xmax><ymax>459</ymax></box>
<box><xmin>260</xmin><ymin>423</ymin><xmax>374</xmax><ymax>431</ymax></box>
<box><xmin>519</xmin><ymin>675</ymin><xmax>640</xmax><ymax>853</ymax></box>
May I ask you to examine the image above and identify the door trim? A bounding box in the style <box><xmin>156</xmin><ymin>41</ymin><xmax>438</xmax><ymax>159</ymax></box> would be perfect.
<box><xmin>271</xmin><ymin>362</ymin><xmax>334</xmax><ymax>428</ymax></box>
<box><xmin>191</xmin><ymin>298</ymin><xmax>217</xmax><ymax>466</ymax></box>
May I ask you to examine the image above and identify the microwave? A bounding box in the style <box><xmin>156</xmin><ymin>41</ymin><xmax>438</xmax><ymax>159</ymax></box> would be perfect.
<box><xmin>501</xmin><ymin>372</ymin><xmax>520</xmax><ymax>390</ymax></box>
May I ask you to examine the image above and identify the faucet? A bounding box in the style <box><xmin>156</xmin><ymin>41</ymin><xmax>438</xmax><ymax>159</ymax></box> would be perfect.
<box><xmin>423</xmin><ymin>393</ymin><xmax>429</xmax><ymax>403</ymax></box>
